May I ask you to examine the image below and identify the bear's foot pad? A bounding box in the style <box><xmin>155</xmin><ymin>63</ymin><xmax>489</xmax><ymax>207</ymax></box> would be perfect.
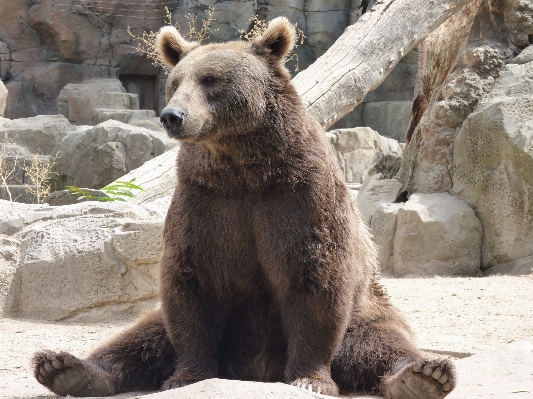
<box><xmin>33</xmin><ymin>350</ymin><xmax>114</xmax><ymax>397</ymax></box>
<box><xmin>385</xmin><ymin>358</ymin><xmax>455</xmax><ymax>399</ymax></box>
<box><xmin>291</xmin><ymin>377</ymin><xmax>339</xmax><ymax>396</ymax></box>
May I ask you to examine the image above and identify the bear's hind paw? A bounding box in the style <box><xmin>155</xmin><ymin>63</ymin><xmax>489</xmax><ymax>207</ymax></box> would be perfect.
<box><xmin>290</xmin><ymin>377</ymin><xmax>339</xmax><ymax>396</ymax></box>
<box><xmin>33</xmin><ymin>350</ymin><xmax>114</xmax><ymax>397</ymax></box>
<box><xmin>384</xmin><ymin>357</ymin><xmax>456</xmax><ymax>399</ymax></box>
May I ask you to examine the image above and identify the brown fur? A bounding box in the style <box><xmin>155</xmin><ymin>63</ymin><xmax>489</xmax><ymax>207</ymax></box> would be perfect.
<box><xmin>33</xmin><ymin>17</ymin><xmax>455</xmax><ymax>398</ymax></box>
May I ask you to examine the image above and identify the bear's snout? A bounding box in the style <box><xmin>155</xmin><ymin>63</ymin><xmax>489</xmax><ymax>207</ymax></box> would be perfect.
<box><xmin>160</xmin><ymin>108</ymin><xmax>185</xmax><ymax>136</ymax></box>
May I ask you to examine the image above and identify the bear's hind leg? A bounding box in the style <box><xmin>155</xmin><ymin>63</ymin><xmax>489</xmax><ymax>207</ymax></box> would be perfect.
<box><xmin>332</xmin><ymin>318</ymin><xmax>456</xmax><ymax>399</ymax></box>
<box><xmin>33</xmin><ymin>310</ymin><xmax>176</xmax><ymax>396</ymax></box>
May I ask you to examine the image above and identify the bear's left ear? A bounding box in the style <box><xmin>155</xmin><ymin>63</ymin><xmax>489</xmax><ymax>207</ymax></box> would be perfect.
<box><xmin>156</xmin><ymin>26</ymin><xmax>198</xmax><ymax>68</ymax></box>
<box><xmin>252</xmin><ymin>17</ymin><xmax>296</xmax><ymax>61</ymax></box>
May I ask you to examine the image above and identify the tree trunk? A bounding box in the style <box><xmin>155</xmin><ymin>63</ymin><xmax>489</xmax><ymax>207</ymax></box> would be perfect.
<box><xmin>292</xmin><ymin>0</ymin><xmax>477</xmax><ymax>130</ymax></box>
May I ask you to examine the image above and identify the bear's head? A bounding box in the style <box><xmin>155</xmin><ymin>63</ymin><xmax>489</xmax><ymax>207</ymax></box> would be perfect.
<box><xmin>156</xmin><ymin>17</ymin><xmax>297</xmax><ymax>142</ymax></box>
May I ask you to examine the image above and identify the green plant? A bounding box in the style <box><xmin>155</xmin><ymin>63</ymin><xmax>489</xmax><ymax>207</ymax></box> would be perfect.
<box><xmin>67</xmin><ymin>178</ymin><xmax>145</xmax><ymax>202</ymax></box>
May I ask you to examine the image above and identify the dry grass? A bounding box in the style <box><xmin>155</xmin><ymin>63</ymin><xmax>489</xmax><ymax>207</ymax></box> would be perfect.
<box><xmin>127</xmin><ymin>7</ymin><xmax>216</xmax><ymax>75</ymax></box>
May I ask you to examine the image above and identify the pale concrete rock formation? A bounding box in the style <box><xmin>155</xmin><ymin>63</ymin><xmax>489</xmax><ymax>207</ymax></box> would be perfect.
<box><xmin>51</xmin><ymin>120</ymin><xmax>175</xmax><ymax>190</ymax></box>
<box><xmin>0</xmin><ymin>41</ymin><xmax>10</xmax><ymax>79</ymax></box>
<box><xmin>393</xmin><ymin>193</ymin><xmax>482</xmax><ymax>276</ymax></box>
<box><xmin>92</xmin><ymin>108</ymin><xmax>157</xmax><ymax>126</ymax></box>
<box><xmin>370</xmin><ymin>203</ymin><xmax>404</xmax><ymax>274</ymax></box>
<box><xmin>0</xmin><ymin>199</ymin><xmax>170</xmax><ymax>321</ymax></box>
<box><xmin>57</xmin><ymin>79</ymin><xmax>140</xmax><ymax>125</ymax></box>
<box><xmin>362</xmin><ymin>101</ymin><xmax>413</xmax><ymax>143</ymax></box>
<box><xmin>0</xmin><ymin>80</ymin><xmax>7</xmax><ymax>117</ymax></box>
<box><xmin>509</xmin><ymin>44</ymin><xmax>533</xmax><ymax>65</ymax></box>
<box><xmin>356</xmin><ymin>175</ymin><xmax>402</xmax><ymax>224</ymax></box>
<box><xmin>140</xmin><ymin>378</ymin><xmax>378</xmax><ymax>399</ymax></box>
<box><xmin>0</xmin><ymin>115</ymin><xmax>75</xmax><ymax>154</ymax></box>
<box><xmin>453</xmin><ymin>57</ymin><xmax>533</xmax><ymax>271</ymax></box>
<box><xmin>329</xmin><ymin>127</ymin><xmax>403</xmax><ymax>184</ymax></box>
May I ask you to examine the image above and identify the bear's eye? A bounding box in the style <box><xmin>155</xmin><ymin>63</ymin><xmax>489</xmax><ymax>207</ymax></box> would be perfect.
<box><xmin>172</xmin><ymin>82</ymin><xmax>178</xmax><ymax>90</ymax></box>
<box><xmin>202</xmin><ymin>75</ymin><xmax>216</xmax><ymax>85</ymax></box>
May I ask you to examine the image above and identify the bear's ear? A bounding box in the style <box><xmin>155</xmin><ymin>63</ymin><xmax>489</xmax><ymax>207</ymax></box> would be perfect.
<box><xmin>156</xmin><ymin>26</ymin><xmax>198</xmax><ymax>68</ymax></box>
<box><xmin>252</xmin><ymin>17</ymin><xmax>296</xmax><ymax>61</ymax></box>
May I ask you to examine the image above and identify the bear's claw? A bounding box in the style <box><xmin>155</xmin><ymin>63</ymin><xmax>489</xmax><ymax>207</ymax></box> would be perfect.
<box><xmin>290</xmin><ymin>377</ymin><xmax>339</xmax><ymax>397</ymax></box>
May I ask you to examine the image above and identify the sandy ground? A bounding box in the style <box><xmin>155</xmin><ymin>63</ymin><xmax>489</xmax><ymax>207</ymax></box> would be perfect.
<box><xmin>1</xmin><ymin>275</ymin><xmax>532</xmax><ymax>399</ymax></box>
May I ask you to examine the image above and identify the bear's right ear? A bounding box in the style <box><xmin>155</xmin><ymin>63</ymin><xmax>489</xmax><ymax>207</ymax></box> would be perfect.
<box><xmin>252</xmin><ymin>17</ymin><xmax>296</xmax><ymax>62</ymax></box>
<box><xmin>156</xmin><ymin>26</ymin><xmax>198</xmax><ymax>68</ymax></box>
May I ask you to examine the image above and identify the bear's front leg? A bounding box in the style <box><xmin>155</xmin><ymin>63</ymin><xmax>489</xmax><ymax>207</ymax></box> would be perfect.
<box><xmin>254</xmin><ymin>188</ymin><xmax>357</xmax><ymax>397</ymax></box>
<box><xmin>159</xmin><ymin>246</ymin><xmax>227</xmax><ymax>390</ymax></box>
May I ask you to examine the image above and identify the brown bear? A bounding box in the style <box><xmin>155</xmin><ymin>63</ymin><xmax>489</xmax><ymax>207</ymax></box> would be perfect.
<box><xmin>33</xmin><ymin>17</ymin><xmax>456</xmax><ymax>399</ymax></box>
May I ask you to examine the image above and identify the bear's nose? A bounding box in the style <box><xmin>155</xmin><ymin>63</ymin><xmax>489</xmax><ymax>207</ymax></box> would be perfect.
<box><xmin>160</xmin><ymin>109</ymin><xmax>185</xmax><ymax>129</ymax></box>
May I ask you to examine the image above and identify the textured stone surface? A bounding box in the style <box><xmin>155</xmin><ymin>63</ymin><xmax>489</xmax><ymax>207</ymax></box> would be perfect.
<box><xmin>394</xmin><ymin>193</ymin><xmax>482</xmax><ymax>276</ymax></box>
<box><xmin>370</xmin><ymin>203</ymin><xmax>404</xmax><ymax>274</ymax></box>
<box><xmin>356</xmin><ymin>175</ymin><xmax>402</xmax><ymax>224</ymax></box>
<box><xmin>0</xmin><ymin>80</ymin><xmax>7</xmax><ymax>117</ymax></box>
<box><xmin>362</xmin><ymin>101</ymin><xmax>412</xmax><ymax>143</ymax></box>
<box><xmin>453</xmin><ymin>59</ymin><xmax>533</xmax><ymax>271</ymax></box>
<box><xmin>1</xmin><ymin>0</ymin><xmax>375</xmax><ymax>119</ymax></box>
<box><xmin>0</xmin><ymin>199</ymin><xmax>169</xmax><ymax>321</ymax></box>
<box><xmin>57</xmin><ymin>79</ymin><xmax>139</xmax><ymax>125</ymax></box>
<box><xmin>509</xmin><ymin>45</ymin><xmax>533</xmax><ymax>65</ymax></box>
<box><xmin>92</xmin><ymin>108</ymin><xmax>156</xmax><ymax>126</ymax></box>
<box><xmin>329</xmin><ymin>127</ymin><xmax>402</xmax><ymax>184</ymax></box>
<box><xmin>51</xmin><ymin>120</ymin><xmax>175</xmax><ymax>190</ymax></box>
<box><xmin>0</xmin><ymin>115</ymin><xmax>75</xmax><ymax>154</ymax></box>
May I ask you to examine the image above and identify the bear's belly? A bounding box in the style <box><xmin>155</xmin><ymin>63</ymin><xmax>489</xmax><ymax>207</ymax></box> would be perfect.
<box><xmin>217</xmin><ymin>288</ymin><xmax>287</xmax><ymax>383</ymax></box>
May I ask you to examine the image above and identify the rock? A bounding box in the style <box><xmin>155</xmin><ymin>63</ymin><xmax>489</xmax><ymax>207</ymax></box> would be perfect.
<box><xmin>92</xmin><ymin>108</ymin><xmax>156</xmax><ymax>126</ymax></box>
<box><xmin>356</xmin><ymin>175</ymin><xmax>402</xmax><ymax>223</ymax></box>
<box><xmin>370</xmin><ymin>203</ymin><xmax>404</xmax><ymax>274</ymax></box>
<box><xmin>483</xmin><ymin>255</ymin><xmax>533</xmax><ymax>276</ymax></box>
<box><xmin>453</xmin><ymin>58</ymin><xmax>533</xmax><ymax>271</ymax></box>
<box><xmin>448</xmin><ymin>340</ymin><xmax>533</xmax><ymax>399</ymax></box>
<box><xmin>42</xmin><ymin>189</ymin><xmax>109</xmax><ymax>206</ymax></box>
<box><xmin>138</xmin><ymin>378</ymin><xmax>379</xmax><ymax>399</ymax></box>
<box><xmin>393</xmin><ymin>193</ymin><xmax>482</xmax><ymax>276</ymax></box>
<box><xmin>0</xmin><ymin>80</ymin><xmax>7</xmax><ymax>117</ymax></box>
<box><xmin>0</xmin><ymin>115</ymin><xmax>75</xmax><ymax>154</ymax></box>
<box><xmin>57</xmin><ymin>79</ymin><xmax>140</xmax><ymax>125</ymax></box>
<box><xmin>362</xmin><ymin>101</ymin><xmax>412</xmax><ymax>143</ymax></box>
<box><xmin>368</xmin><ymin>152</ymin><xmax>403</xmax><ymax>180</ymax></box>
<box><xmin>51</xmin><ymin>120</ymin><xmax>175</xmax><ymax>190</ymax></box>
<box><xmin>0</xmin><ymin>185</ymin><xmax>37</xmax><ymax>204</ymax></box>
<box><xmin>0</xmin><ymin>41</ymin><xmax>10</xmax><ymax>79</ymax></box>
<box><xmin>329</xmin><ymin>127</ymin><xmax>402</xmax><ymax>184</ymax></box>
<box><xmin>0</xmin><ymin>199</ymin><xmax>166</xmax><ymax>321</ymax></box>
<box><xmin>509</xmin><ymin>45</ymin><xmax>533</xmax><ymax>65</ymax></box>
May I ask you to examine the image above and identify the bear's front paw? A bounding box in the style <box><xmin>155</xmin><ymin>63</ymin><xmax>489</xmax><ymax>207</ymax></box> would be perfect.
<box><xmin>290</xmin><ymin>377</ymin><xmax>339</xmax><ymax>396</ymax></box>
<box><xmin>161</xmin><ymin>376</ymin><xmax>201</xmax><ymax>391</ymax></box>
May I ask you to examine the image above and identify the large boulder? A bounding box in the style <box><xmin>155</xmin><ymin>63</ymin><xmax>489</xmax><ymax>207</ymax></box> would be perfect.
<box><xmin>453</xmin><ymin>56</ymin><xmax>533</xmax><ymax>271</ymax></box>
<box><xmin>0</xmin><ymin>115</ymin><xmax>75</xmax><ymax>154</ymax></box>
<box><xmin>393</xmin><ymin>193</ymin><xmax>482</xmax><ymax>276</ymax></box>
<box><xmin>328</xmin><ymin>127</ymin><xmax>403</xmax><ymax>184</ymax></box>
<box><xmin>0</xmin><ymin>80</ymin><xmax>7</xmax><ymax>117</ymax></box>
<box><xmin>51</xmin><ymin>120</ymin><xmax>176</xmax><ymax>190</ymax></box>
<box><xmin>0</xmin><ymin>198</ymin><xmax>170</xmax><ymax>320</ymax></box>
<box><xmin>369</xmin><ymin>203</ymin><xmax>404</xmax><ymax>274</ymax></box>
<box><xmin>57</xmin><ymin>79</ymin><xmax>140</xmax><ymax>125</ymax></box>
<box><xmin>362</xmin><ymin>101</ymin><xmax>413</xmax><ymax>143</ymax></box>
<box><xmin>355</xmin><ymin>174</ymin><xmax>402</xmax><ymax>223</ymax></box>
